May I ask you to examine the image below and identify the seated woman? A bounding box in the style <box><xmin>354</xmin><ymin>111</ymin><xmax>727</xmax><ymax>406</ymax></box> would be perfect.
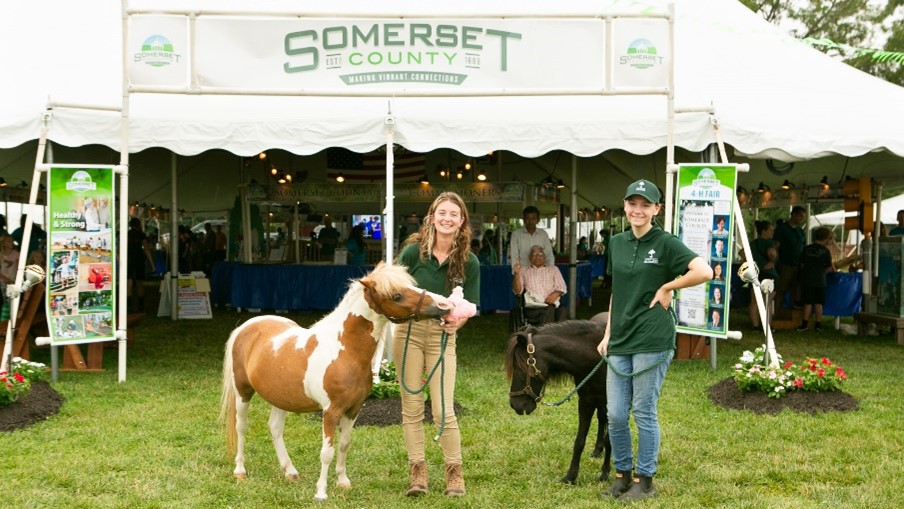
<box><xmin>511</xmin><ymin>245</ymin><xmax>568</xmax><ymax>330</ymax></box>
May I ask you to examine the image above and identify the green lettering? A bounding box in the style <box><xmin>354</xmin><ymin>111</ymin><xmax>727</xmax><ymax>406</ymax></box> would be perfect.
<box><xmin>284</xmin><ymin>30</ymin><xmax>318</xmax><ymax>73</ymax></box>
<box><xmin>461</xmin><ymin>26</ymin><xmax>483</xmax><ymax>49</ymax></box>
<box><xmin>383</xmin><ymin>23</ymin><xmax>404</xmax><ymax>46</ymax></box>
<box><xmin>409</xmin><ymin>23</ymin><xmax>433</xmax><ymax>46</ymax></box>
<box><xmin>485</xmin><ymin>29</ymin><xmax>522</xmax><ymax>71</ymax></box>
<box><xmin>435</xmin><ymin>25</ymin><xmax>458</xmax><ymax>47</ymax></box>
<box><xmin>351</xmin><ymin>25</ymin><xmax>379</xmax><ymax>47</ymax></box>
<box><xmin>322</xmin><ymin>26</ymin><xmax>347</xmax><ymax>50</ymax></box>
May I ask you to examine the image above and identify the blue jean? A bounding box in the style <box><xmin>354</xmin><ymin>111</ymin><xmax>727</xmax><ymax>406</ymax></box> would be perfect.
<box><xmin>606</xmin><ymin>350</ymin><xmax>674</xmax><ymax>477</ymax></box>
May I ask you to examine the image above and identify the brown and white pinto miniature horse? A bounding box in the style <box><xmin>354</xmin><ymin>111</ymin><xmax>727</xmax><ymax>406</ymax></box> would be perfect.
<box><xmin>220</xmin><ymin>263</ymin><xmax>452</xmax><ymax>501</ymax></box>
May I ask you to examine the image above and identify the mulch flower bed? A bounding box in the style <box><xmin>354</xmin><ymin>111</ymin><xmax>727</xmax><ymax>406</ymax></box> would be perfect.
<box><xmin>0</xmin><ymin>381</ymin><xmax>65</xmax><ymax>432</ymax></box>
<box><xmin>708</xmin><ymin>377</ymin><xmax>859</xmax><ymax>415</ymax></box>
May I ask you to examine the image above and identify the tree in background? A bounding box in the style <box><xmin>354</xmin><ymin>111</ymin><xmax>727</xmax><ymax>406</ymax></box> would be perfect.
<box><xmin>742</xmin><ymin>0</ymin><xmax>904</xmax><ymax>86</ymax></box>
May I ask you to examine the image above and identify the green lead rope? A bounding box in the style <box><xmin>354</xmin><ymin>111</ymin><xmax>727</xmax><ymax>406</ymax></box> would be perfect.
<box><xmin>600</xmin><ymin>305</ymin><xmax>678</xmax><ymax>378</ymax></box>
<box><xmin>543</xmin><ymin>307</ymin><xmax>678</xmax><ymax>407</ymax></box>
<box><xmin>399</xmin><ymin>322</ymin><xmax>449</xmax><ymax>442</ymax></box>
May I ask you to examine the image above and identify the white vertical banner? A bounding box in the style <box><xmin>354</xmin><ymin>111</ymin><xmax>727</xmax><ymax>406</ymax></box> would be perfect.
<box><xmin>673</xmin><ymin>164</ymin><xmax>738</xmax><ymax>339</ymax></box>
<box><xmin>46</xmin><ymin>166</ymin><xmax>117</xmax><ymax>345</ymax></box>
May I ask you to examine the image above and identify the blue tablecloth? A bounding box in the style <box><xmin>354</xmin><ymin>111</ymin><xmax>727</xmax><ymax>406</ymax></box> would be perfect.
<box><xmin>211</xmin><ymin>261</ymin><xmax>593</xmax><ymax>312</ymax></box>
<box><xmin>727</xmin><ymin>264</ymin><xmax>862</xmax><ymax>317</ymax></box>
<box><xmin>590</xmin><ymin>255</ymin><xmax>607</xmax><ymax>278</ymax></box>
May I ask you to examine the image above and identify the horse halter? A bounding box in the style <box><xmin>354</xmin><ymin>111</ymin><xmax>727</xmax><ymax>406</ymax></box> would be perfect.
<box><xmin>365</xmin><ymin>286</ymin><xmax>428</xmax><ymax>324</ymax></box>
<box><xmin>509</xmin><ymin>332</ymin><xmax>547</xmax><ymax>402</ymax></box>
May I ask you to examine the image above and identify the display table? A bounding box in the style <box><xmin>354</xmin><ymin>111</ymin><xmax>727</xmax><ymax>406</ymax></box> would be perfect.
<box><xmin>211</xmin><ymin>261</ymin><xmax>593</xmax><ymax>312</ymax></box>
<box><xmin>729</xmin><ymin>266</ymin><xmax>862</xmax><ymax>317</ymax></box>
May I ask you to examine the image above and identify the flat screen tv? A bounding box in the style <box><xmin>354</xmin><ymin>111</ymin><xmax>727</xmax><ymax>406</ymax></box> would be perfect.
<box><xmin>351</xmin><ymin>214</ymin><xmax>383</xmax><ymax>239</ymax></box>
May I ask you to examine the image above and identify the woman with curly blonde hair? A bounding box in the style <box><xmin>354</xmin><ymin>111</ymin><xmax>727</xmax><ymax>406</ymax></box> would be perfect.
<box><xmin>394</xmin><ymin>191</ymin><xmax>479</xmax><ymax>497</ymax></box>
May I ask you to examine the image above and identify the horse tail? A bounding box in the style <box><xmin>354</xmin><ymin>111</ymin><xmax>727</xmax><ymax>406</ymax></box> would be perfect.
<box><xmin>220</xmin><ymin>327</ymin><xmax>239</xmax><ymax>457</ymax></box>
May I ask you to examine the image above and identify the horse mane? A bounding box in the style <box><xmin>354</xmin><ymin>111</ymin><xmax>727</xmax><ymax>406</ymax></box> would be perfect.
<box><xmin>354</xmin><ymin>262</ymin><xmax>417</xmax><ymax>296</ymax></box>
<box><xmin>504</xmin><ymin>320</ymin><xmax>605</xmax><ymax>382</ymax></box>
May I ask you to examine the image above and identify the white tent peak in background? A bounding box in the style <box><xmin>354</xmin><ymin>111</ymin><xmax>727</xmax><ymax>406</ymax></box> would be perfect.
<box><xmin>1</xmin><ymin>0</ymin><xmax>904</xmax><ymax>160</ymax></box>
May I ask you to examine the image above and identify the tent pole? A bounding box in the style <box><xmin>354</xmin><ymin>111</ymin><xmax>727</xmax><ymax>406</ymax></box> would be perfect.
<box><xmin>170</xmin><ymin>152</ymin><xmax>178</xmax><ymax>320</ymax></box>
<box><xmin>569</xmin><ymin>155</ymin><xmax>578</xmax><ymax>319</ymax></box>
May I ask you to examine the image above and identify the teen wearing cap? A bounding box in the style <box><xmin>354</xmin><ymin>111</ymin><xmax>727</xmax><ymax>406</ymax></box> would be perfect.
<box><xmin>597</xmin><ymin>179</ymin><xmax>713</xmax><ymax>502</ymax></box>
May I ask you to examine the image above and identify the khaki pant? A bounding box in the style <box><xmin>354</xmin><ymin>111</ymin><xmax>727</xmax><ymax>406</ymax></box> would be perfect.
<box><xmin>392</xmin><ymin>319</ymin><xmax>462</xmax><ymax>465</ymax></box>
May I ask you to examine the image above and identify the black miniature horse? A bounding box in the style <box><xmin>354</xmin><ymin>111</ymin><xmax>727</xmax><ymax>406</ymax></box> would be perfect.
<box><xmin>504</xmin><ymin>320</ymin><xmax>612</xmax><ymax>484</ymax></box>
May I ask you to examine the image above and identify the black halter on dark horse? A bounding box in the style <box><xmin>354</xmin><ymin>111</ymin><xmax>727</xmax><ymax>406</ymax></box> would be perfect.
<box><xmin>504</xmin><ymin>320</ymin><xmax>612</xmax><ymax>485</ymax></box>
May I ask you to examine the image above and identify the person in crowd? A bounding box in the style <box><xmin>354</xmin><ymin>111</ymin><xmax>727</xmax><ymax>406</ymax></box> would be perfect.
<box><xmin>512</xmin><ymin>245</ymin><xmax>567</xmax><ymax>325</ymax></box>
<box><xmin>0</xmin><ymin>233</ymin><xmax>20</xmax><ymax>285</ymax></box>
<box><xmin>797</xmin><ymin>227</ymin><xmax>836</xmax><ymax>332</ymax></box>
<box><xmin>750</xmin><ymin>220</ymin><xmax>779</xmax><ymax>330</ymax></box>
<box><xmin>577</xmin><ymin>236</ymin><xmax>590</xmax><ymax>260</ymax></box>
<box><xmin>214</xmin><ymin>225</ymin><xmax>227</xmax><ymax>262</ymax></box>
<box><xmin>393</xmin><ymin>191</ymin><xmax>479</xmax><ymax>498</ymax></box>
<box><xmin>478</xmin><ymin>236</ymin><xmax>497</xmax><ymax>265</ymax></box>
<box><xmin>203</xmin><ymin>222</ymin><xmax>216</xmax><ymax>275</ymax></box>
<box><xmin>178</xmin><ymin>225</ymin><xmax>192</xmax><ymax>273</ymax></box>
<box><xmin>774</xmin><ymin>206</ymin><xmax>807</xmax><ymax>307</ymax></box>
<box><xmin>11</xmin><ymin>215</ymin><xmax>46</xmax><ymax>259</ymax></box>
<box><xmin>509</xmin><ymin>205</ymin><xmax>554</xmax><ymax>272</ymax></box>
<box><xmin>317</xmin><ymin>219</ymin><xmax>340</xmax><ymax>259</ymax></box>
<box><xmin>597</xmin><ymin>179</ymin><xmax>712</xmax><ymax>502</ymax></box>
<box><xmin>0</xmin><ymin>214</ymin><xmax>7</xmax><ymax>237</ymax></box>
<box><xmin>344</xmin><ymin>224</ymin><xmax>367</xmax><ymax>266</ymax></box>
<box><xmin>128</xmin><ymin>218</ymin><xmax>156</xmax><ymax>312</ymax></box>
<box><xmin>889</xmin><ymin>210</ymin><xmax>904</xmax><ymax>236</ymax></box>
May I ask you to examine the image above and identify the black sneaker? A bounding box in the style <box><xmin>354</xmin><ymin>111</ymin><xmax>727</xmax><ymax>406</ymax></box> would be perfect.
<box><xmin>814</xmin><ymin>326</ymin><xmax>822</xmax><ymax>333</ymax></box>
<box><xmin>796</xmin><ymin>325</ymin><xmax>808</xmax><ymax>332</ymax></box>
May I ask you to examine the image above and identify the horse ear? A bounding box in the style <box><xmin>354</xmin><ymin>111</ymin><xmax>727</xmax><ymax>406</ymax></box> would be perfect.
<box><xmin>359</xmin><ymin>277</ymin><xmax>376</xmax><ymax>292</ymax></box>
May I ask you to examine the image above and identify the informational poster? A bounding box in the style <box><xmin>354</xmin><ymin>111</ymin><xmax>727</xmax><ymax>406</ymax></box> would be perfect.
<box><xmin>673</xmin><ymin>164</ymin><xmax>737</xmax><ymax>339</ymax></box>
<box><xmin>46</xmin><ymin>166</ymin><xmax>116</xmax><ymax>345</ymax></box>
<box><xmin>158</xmin><ymin>273</ymin><xmax>212</xmax><ymax>319</ymax></box>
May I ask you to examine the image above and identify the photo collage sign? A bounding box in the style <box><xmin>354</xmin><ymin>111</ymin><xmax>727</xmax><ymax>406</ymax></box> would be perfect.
<box><xmin>46</xmin><ymin>166</ymin><xmax>116</xmax><ymax>345</ymax></box>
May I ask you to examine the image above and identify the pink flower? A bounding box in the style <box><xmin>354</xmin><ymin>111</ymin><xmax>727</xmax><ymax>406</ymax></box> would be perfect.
<box><xmin>783</xmin><ymin>361</ymin><xmax>793</xmax><ymax>369</ymax></box>
<box><xmin>821</xmin><ymin>357</ymin><xmax>831</xmax><ymax>366</ymax></box>
<box><xmin>793</xmin><ymin>377</ymin><xmax>804</xmax><ymax>389</ymax></box>
<box><xmin>13</xmin><ymin>372</ymin><xmax>24</xmax><ymax>383</ymax></box>
<box><xmin>817</xmin><ymin>368</ymin><xmax>825</xmax><ymax>378</ymax></box>
<box><xmin>836</xmin><ymin>367</ymin><xmax>847</xmax><ymax>380</ymax></box>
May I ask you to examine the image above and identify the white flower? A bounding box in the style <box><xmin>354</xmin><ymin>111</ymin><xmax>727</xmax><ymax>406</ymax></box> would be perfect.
<box><xmin>734</xmin><ymin>363</ymin><xmax>743</xmax><ymax>370</ymax></box>
<box><xmin>740</xmin><ymin>351</ymin><xmax>755</xmax><ymax>363</ymax></box>
<box><xmin>774</xmin><ymin>386</ymin><xmax>784</xmax><ymax>392</ymax></box>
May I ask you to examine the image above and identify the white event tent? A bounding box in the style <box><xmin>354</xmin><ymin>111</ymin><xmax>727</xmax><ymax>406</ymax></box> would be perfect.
<box><xmin>1</xmin><ymin>0</ymin><xmax>904</xmax><ymax>165</ymax></box>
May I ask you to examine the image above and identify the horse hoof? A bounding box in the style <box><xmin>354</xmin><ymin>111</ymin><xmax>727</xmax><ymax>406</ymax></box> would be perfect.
<box><xmin>337</xmin><ymin>481</ymin><xmax>352</xmax><ymax>490</ymax></box>
<box><xmin>313</xmin><ymin>494</ymin><xmax>328</xmax><ymax>502</ymax></box>
<box><xmin>285</xmin><ymin>473</ymin><xmax>300</xmax><ymax>481</ymax></box>
<box><xmin>560</xmin><ymin>476</ymin><xmax>577</xmax><ymax>485</ymax></box>
<box><xmin>234</xmin><ymin>473</ymin><xmax>248</xmax><ymax>481</ymax></box>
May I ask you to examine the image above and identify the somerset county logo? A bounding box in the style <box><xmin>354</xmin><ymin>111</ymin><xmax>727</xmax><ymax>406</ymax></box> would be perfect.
<box><xmin>620</xmin><ymin>38</ymin><xmax>664</xmax><ymax>69</ymax></box>
<box><xmin>134</xmin><ymin>35</ymin><xmax>181</xmax><ymax>67</ymax></box>
<box><xmin>66</xmin><ymin>171</ymin><xmax>97</xmax><ymax>192</ymax></box>
<box><xmin>692</xmin><ymin>168</ymin><xmax>720</xmax><ymax>188</ymax></box>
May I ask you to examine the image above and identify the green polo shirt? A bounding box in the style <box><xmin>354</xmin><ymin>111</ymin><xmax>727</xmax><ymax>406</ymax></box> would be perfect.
<box><xmin>397</xmin><ymin>243</ymin><xmax>480</xmax><ymax>304</ymax></box>
<box><xmin>607</xmin><ymin>225</ymin><xmax>697</xmax><ymax>355</ymax></box>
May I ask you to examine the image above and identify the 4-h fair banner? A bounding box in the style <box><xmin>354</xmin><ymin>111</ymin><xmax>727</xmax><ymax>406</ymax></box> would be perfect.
<box><xmin>46</xmin><ymin>166</ymin><xmax>116</xmax><ymax>345</ymax></box>
<box><xmin>128</xmin><ymin>16</ymin><xmax>670</xmax><ymax>92</ymax></box>
<box><xmin>673</xmin><ymin>164</ymin><xmax>737</xmax><ymax>340</ymax></box>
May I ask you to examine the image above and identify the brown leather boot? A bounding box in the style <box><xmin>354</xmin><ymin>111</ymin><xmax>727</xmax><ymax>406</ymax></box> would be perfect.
<box><xmin>406</xmin><ymin>461</ymin><xmax>428</xmax><ymax>496</ymax></box>
<box><xmin>444</xmin><ymin>463</ymin><xmax>466</xmax><ymax>496</ymax></box>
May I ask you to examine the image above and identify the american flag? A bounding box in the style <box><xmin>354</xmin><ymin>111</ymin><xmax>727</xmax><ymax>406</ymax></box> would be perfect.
<box><xmin>326</xmin><ymin>147</ymin><xmax>425</xmax><ymax>182</ymax></box>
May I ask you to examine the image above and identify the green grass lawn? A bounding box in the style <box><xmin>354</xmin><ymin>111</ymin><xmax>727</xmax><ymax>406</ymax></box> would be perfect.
<box><xmin>3</xmin><ymin>303</ymin><xmax>903</xmax><ymax>508</ymax></box>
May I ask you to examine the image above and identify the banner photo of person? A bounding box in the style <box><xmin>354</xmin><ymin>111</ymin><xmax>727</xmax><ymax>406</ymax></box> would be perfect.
<box><xmin>673</xmin><ymin>164</ymin><xmax>737</xmax><ymax>339</ymax></box>
<box><xmin>46</xmin><ymin>166</ymin><xmax>116</xmax><ymax>345</ymax></box>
